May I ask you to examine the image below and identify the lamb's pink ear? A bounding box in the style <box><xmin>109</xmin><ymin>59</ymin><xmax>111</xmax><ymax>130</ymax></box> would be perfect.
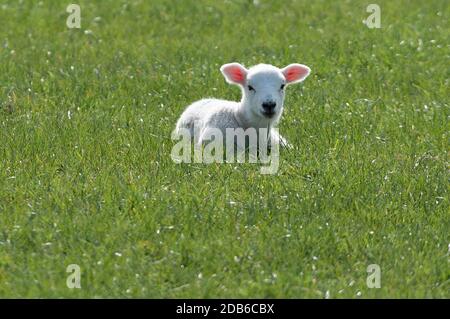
<box><xmin>220</xmin><ymin>63</ymin><xmax>248</xmax><ymax>85</ymax></box>
<box><xmin>282</xmin><ymin>64</ymin><xmax>311</xmax><ymax>84</ymax></box>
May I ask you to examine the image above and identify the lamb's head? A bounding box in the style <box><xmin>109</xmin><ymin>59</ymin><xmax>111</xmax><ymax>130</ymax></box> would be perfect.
<box><xmin>220</xmin><ymin>62</ymin><xmax>310</xmax><ymax>123</ymax></box>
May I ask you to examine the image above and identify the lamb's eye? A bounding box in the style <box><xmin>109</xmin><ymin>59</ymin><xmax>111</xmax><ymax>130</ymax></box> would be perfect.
<box><xmin>280</xmin><ymin>84</ymin><xmax>285</xmax><ymax>90</ymax></box>
<box><xmin>248</xmin><ymin>85</ymin><xmax>255</xmax><ymax>91</ymax></box>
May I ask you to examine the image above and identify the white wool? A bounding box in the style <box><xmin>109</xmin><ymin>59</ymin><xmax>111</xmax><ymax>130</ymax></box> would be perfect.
<box><xmin>175</xmin><ymin>62</ymin><xmax>311</xmax><ymax>149</ymax></box>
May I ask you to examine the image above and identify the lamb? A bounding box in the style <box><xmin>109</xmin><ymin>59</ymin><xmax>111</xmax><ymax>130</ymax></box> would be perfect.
<box><xmin>174</xmin><ymin>62</ymin><xmax>311</xmax><ymax>152</ymax></box>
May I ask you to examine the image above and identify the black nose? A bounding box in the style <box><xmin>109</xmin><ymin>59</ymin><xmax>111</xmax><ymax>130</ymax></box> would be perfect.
<box><xmin>262</xmin><ymin>101</ymin><xmax>276</xmax><ymax>111</ymax></box>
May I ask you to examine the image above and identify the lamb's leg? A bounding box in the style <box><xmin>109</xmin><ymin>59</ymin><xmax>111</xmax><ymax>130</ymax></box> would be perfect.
<box><xmin>270</xmin><ymin>129</ymin><xmax>292</xmax><ymax>149</ymax></box>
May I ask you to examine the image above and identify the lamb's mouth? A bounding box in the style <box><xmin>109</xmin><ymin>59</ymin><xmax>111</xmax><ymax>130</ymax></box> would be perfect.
<box><xmin>261</xmin><ymin>110</ymin><xmax>276</xmax><ymax>118</ymax></box>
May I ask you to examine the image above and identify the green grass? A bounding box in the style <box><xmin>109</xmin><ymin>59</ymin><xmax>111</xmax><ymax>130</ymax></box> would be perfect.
<box><xmin>0</xmin><ymin>0</ymin><xmax>449</xmax><ymax>298</ymax></box>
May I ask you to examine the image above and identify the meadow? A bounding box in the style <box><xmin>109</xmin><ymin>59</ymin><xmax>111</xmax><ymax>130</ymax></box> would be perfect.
<box><xmin>0</xmin><ymin>0</ymin><xmax>448</xmax><ymax>298</ymax></box>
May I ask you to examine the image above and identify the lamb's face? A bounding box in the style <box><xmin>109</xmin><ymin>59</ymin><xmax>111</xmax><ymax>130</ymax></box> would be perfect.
<box><xmin>245</xmin><ymin>65</ymin><xmax>286</xmax><ymax>119</ymax></box>
<box><xmin>220</xmin><ymin>62</ymin><xmax>311</xmax><ymax>123</ymax></box>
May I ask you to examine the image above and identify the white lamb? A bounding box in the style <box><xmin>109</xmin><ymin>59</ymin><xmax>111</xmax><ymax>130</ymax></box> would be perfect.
<box><xmin>174</xmin><ymin>62</ymin><xmax>311</xmax><ymax>151</ymax></box>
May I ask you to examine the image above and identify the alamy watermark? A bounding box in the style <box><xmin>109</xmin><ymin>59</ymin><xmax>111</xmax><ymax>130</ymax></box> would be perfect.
<box><xmin>66</xmin><ymin>4</ymin><xmax>81</xmax><ymax>29</ymax></box>
<box><xmin>364</xmin><ymin>4</ymin><xmax>381</xmax><ymax>29</ymax></box>
<box><xmin>366</xmin><ymin>264</ymin><xmax>381</xmax><ymax>288</ymax></box>
<box><xmin>66</xmin><ymin>264</ymin><xmax>81</xmax><ymax>289</ymax></box>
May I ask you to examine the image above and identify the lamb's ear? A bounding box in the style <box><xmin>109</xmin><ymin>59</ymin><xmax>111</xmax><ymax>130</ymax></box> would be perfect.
<box><xmin>282</xmin><ymin>64</ymin><xmax>311</xmax><ymax>84</ymax></box>
<box><xmin>220</xmin><ymin>63</ymin><xmax>248</xmax><ymax>85</ymax></box>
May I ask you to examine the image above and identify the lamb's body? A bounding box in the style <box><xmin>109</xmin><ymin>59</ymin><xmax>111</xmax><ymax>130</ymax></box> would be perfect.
<box><xmin>175</xmin><ymin>99</ymin><xmax>240</xmax><ymax>138</ymax></box>
<box><xmin>174</xmin><ymin>62</ymin><xmax>311</xmax><ymax>150</ymax></box>
<box><xmin>175</xmin><ymin>98</ymin><xmax>285</xmax><ymax>148</ymax></box>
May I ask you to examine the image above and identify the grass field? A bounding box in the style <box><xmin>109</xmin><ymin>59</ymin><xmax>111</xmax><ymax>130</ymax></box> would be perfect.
<box><xmin>0</xmin><ymin>0</ymin><xmax>449</xmax><ymax>298</ymax></box>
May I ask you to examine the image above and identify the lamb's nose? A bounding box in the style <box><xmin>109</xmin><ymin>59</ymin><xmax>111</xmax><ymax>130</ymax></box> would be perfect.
<box><xmin>262</xmin><ymin>101</ymin><xmax>276</xmax><ymax>111</ymax></box>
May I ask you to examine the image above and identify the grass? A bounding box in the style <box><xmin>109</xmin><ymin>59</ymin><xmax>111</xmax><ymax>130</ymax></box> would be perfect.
<box><xmin>0</xmin><ymin>0</ymin><xmax>448</xmax><ymax>298</ymax></box>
